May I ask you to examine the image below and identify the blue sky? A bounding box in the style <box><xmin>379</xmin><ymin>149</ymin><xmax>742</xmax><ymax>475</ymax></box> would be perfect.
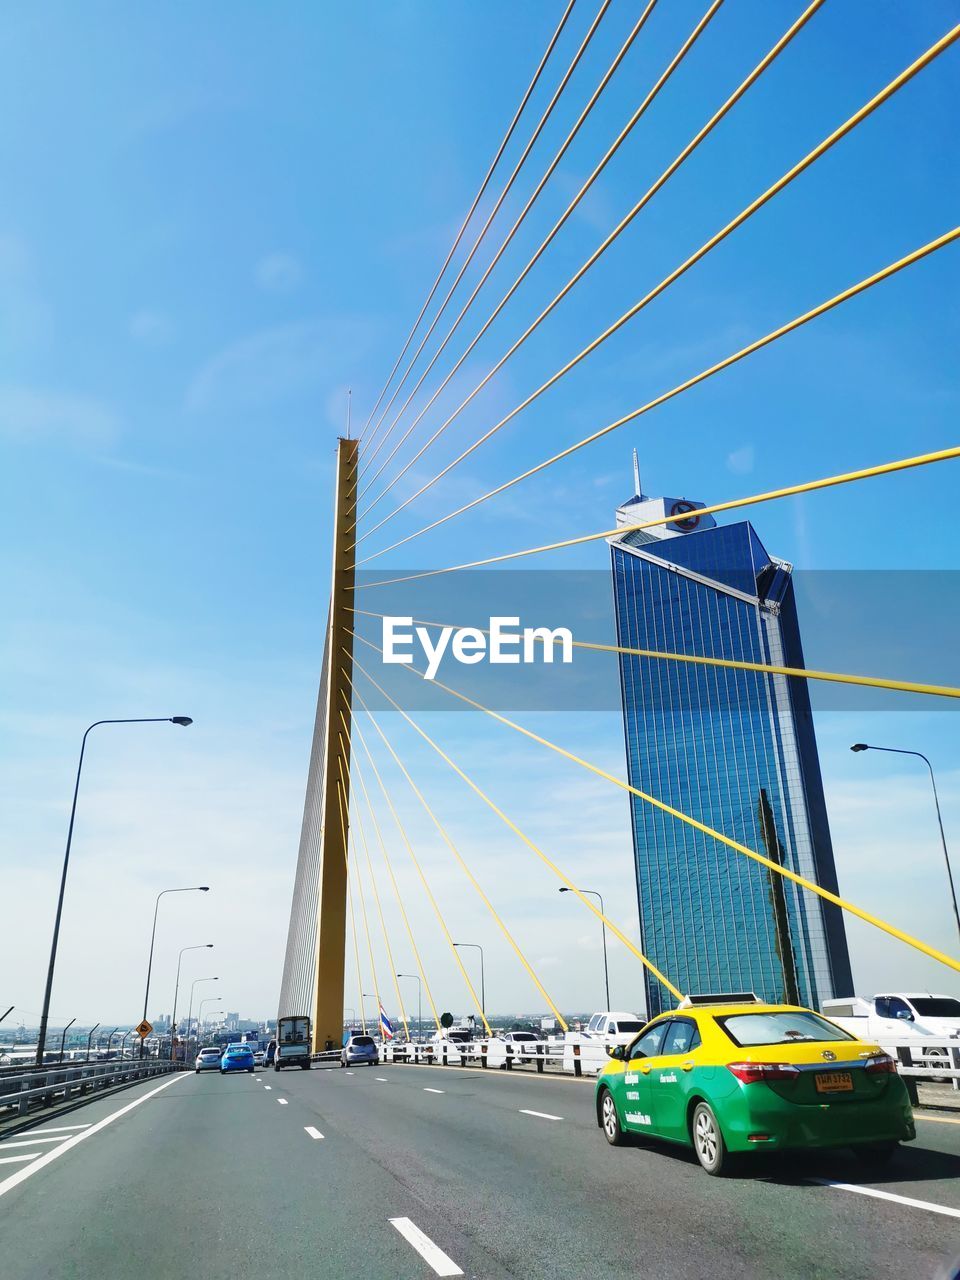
<box><xmin>2</xmin><ymin>1</ymin><xmax>959</xmax><ymax>1030</ymax></box>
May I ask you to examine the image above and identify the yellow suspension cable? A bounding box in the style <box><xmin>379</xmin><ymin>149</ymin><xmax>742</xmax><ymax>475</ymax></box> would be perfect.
<box><xmin>346</xmin><ymin>715</ymin><xmax>489</xmax><ymax>1033</ymax></box>
<box><xmin>350</xmin><ymin>742</ymin><xmax>442</xmax><ymax>1029</ymax></box>
<box><xmin>355</xmin><ymin>21</ymin><xmax>960</xmax><ymax>552</ymax></box>
<box><xmin>347</xmin><ymin>752</ymin><xmax>411</xmax><ymax>1040</ymax></box>
<box><xmin>351</xmin><ymin>444</ymin><xmax>960</xmax><ymax>587</ymax></box>
<box><xmin>345</xmin><ymin>654</ymin><xmax>683</xmax><ymax>1002</ymax></box>
<box><xmin>338</xmin><ymin>745</ymin><xmax>384</xmax><ymax>1027</ymax></box>
<box><xmin>355</xmin><ymin>0</ymin><xmax>671</xmax><ymax>501</ymax></box>
<box><xmin>359</xmin><ymin>0</ymin><xmax>577</xmax><ymax>445</ymax></box>
<box><xmin>360</xmin><ymin>0</ymin><xmax>761</xmax><ymax>518</ymax></box>
<box><xmin>351</xmin><ymin>639</ymin><xmax>960</xmax><ymax>977</ymax></box>
<box><xmin>362</xmin><ymin>0</ymin><xmax>615</xmax><ymax>472</ymax></box>
<box><xmin>350</xmin><ymin>694</ymin><xmax>570</xmax><ymax>1031</ymax></box>
<box><xmin>348</xmin><ymin>606</ymin><xmax>960</xmax><ymax>702</ymax></box>
<box><xmin>335</xmin><ymin>775</ymin><xmax>368</xmax><ymax>1035</ymax></box>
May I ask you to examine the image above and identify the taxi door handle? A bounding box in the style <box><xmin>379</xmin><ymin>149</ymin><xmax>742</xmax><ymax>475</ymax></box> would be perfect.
<box><xmin>682</xmin><ymin>1061</ymin><xmax>694</xmax><ymax>1072</ymax></box>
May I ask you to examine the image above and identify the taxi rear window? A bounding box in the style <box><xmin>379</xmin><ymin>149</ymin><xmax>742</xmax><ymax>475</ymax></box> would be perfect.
<box><xmin>716</xmin><ymin>1011</ymin><xmax>853</xmax><ymax>1047</ymax></box>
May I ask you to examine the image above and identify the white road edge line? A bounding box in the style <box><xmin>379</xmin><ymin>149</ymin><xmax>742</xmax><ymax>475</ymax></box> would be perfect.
<box><xmin>277</xmin><ymin>1099</ymin><xmax>288</xmax><ymax>1105</ymax></box>
<box><xmin>0</xmin><ymin>1071</ymin><xmax>186</xmax><ymax>1200</ymax></box>
<box><xmin>389</xmin><ymin>1217</ymin><xmax>463</xmax><ymax>1277</ymax></box>
<box><xmin>423</xmin><ymin>1087</ymin><xmax>444</xmax><ymax>1094</ymax></box>
<box><xmin>518</xmin><ymin>1108</ymin><xmax>563</xmax><ymax>1121</ymax></box>
<box><xmin>29</xmin><ymin>1124</ymin><xmax>92</xmax><ymax>1134</ymax></box>
<box><xmin>0</xmin><ymin>1135</ymin><xmax>73</xmax><ymax>1149</ymax></box>
<box><xmin>812</xmin><ymin>1178</ymin><xmax>960</xmax><ymax>1220</ymax></box>
<box><xmin>0</xmin><ymin>1154</ymin><xmax>40</xmax><ymax>1165</ymax></box>
<box><xmin>304</xmin><ymin>1126</ymin><xmax>324</xmax><ymax>1140</ymax></box>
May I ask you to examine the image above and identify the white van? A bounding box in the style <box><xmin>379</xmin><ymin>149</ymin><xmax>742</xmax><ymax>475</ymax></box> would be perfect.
<box><xmin>583</xmin><ymin>1011</ymin><xmax>646</xmax><ymax>1047</ymax></box>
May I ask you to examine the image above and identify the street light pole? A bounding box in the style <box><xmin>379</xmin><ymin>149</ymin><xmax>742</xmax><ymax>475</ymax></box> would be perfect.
<box><xmin>120</xmin><ymin>1029</ymin><xmax>135</xmax><ymax>1057</ymax></box>
<box><xmin>170</xmin><ymin>944</ymin><xmax>214</xmax><ymax>1061</ymax></box>
<box><xmin>58</xmin><ymin>1018</ymin><xmax>76</xmax><ymax>1064</ymax></box>
<box><xmin>35</xmin><ymin>715</ymin><xmax>193</xmax><ymax>1065</ymax></box>
<box><xmin>559</xmin><ymin>887</ymin><xmax>611</xmax><ymax>1009</ymax></box>
<box><xmin>186</xmin><ymin>978</ymin><xmax>219</xmax><ymax>1063</ymax></box>
<box><xmin>140</xmin><ymin>886</ymin><xmax>210</xmax><ymax>1057</ymax></box>
<box><xmin>85</xmin><ymin>1023</ymin><xmax>100</xmax><ymax>1062</ymax></box>
<box><xmin>397</xmin><ymin>975</ymin><xmax>422</xmax><ymax>1043</ymax></box>
<box><xmin>197</xmin><ymin>997</ymin><xmax>221</xmax><ymax>1047</ymax></box>
<box><xmin>851</xmin><ymin>744</ymin><xmax>960</xmax><ymax>946</ymax></box>
<box><xmin>105</xmin><ymin>1028</ymin><xmax>120</xmax><ymax>1057</ymax></box>
<box><xmin>452</xmin><ymin>944</ymin><xmax>485</xmax><ymax>1027</ymax></box>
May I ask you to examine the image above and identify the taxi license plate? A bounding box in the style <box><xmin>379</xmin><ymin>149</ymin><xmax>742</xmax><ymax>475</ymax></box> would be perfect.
<box><xmin>814</xmin><ymin>1071</ymin><xmax>853</xmax><ymax>1094</ymax></box>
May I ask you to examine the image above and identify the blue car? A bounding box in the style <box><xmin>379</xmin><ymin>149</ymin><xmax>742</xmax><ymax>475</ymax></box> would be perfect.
<box><xmin>220</xmin><ymin>1043</ymin><xmax>255</xmax><ymax>1074</ymax></box>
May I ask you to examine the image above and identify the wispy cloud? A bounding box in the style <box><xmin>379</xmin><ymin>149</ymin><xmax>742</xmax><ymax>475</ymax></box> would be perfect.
<box><xmin>0</xmin><ymin>386</ymin><xmax>118</xmax><ymax>447</ymax></box>
<box><xmin>255</xmin><ymin>253</ymin><xmax>304</xmax><ymax>294</ymax></box>
<box><xmin>185</xmin><ymin>317</ymin><xmax>373</xmax><ymax>415</ymax></box>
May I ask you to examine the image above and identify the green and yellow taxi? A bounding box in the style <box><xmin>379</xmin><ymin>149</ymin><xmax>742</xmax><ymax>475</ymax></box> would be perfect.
<box><xmin>596</xmin><ymin>994</ymin><xmax>915</xmax><ymax>1175</ymax></box>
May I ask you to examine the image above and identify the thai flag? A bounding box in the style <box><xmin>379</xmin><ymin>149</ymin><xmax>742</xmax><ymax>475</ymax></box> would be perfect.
<box><xmin>379</xmin><ymin>1004</ymin><xmax>395</xmax><ymax>1041</ymax></box>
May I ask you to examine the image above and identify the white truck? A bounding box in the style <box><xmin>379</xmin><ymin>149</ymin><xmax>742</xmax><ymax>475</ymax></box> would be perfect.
<box><xmin>822</xmin><ymin>993</ymin><xmax>960</xmax><ymax>1073</ymax></box>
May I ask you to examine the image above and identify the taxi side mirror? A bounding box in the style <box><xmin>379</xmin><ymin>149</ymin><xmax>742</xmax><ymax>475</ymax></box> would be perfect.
<box><xmin>606</xmin><ymin>1044</ymin><xmax>626</xmax><ymax>1060</ymax></box>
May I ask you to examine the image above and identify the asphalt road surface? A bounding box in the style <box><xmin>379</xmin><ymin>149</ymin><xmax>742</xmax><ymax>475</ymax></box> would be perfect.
<box><xmin>2</xmin><ymin>1062</ymin><xmax>959</xmax><ymax>1279</ymax></box>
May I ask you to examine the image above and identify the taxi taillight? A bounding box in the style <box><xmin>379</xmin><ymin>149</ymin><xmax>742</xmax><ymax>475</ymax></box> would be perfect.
<box><xmin>727</xmin><ymin>1062</ymin><xmax>800</xmax><ymax>1084</ymax></box>
<box><xmin>863</xmin><ymin>1054</ymin><xmax>897</xmax><ymax>1075</ymax></box>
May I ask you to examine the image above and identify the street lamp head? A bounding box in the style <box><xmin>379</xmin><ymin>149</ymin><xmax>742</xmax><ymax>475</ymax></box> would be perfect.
<box><xmin>198</xmin><ymin>886</ymin><xmax>210</xmax><ymax>892</ymax></box>
<box><xmin>205</xmin><ymin>943</ymin><xmax>214</xmax><ymax>948</ymax></box>
<box><xmin>850</xmin><ymin>743</ymin><xmax>870</xmax><ymax>753</ymax></box>
<box><xmin>558</xmin><ymin>887</ymin><xmax>570</xmax><ymax>893</ymax></box>
<box><xmin>170</xmin><ymin>716</ymin><xmax>193</xmax><ymax>727</ymax></box>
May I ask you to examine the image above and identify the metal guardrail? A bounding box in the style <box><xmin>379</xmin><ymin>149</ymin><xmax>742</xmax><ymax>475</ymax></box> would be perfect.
<box><xmin>0</xmin><ymin>1060</ymin><xmax>180</xmax><ymax>1121</ymax></box>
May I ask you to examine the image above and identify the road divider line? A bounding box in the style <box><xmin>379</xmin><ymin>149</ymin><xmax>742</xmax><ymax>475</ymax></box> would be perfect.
<box><xmin>0</xmin><ymin>1135</ymin><xmax>72</xmax><ymax>1148</ymax></box>
<box><xmin>915</xmin><ymin>1113</ymin><xmax>960</xmax><ymax>1126</ymax></box>
<box><xmin>0</xmin><ymin>1070</ymin><xmax>186</xmax><ymax>1200</ymax></box>
<box><xmin>424</xmin><ymin>1087</ymin><xmax>445</xmax><ymax>1094</ymax></box>
<box><xmin>519</xmin><ymin>1109</ymin><xmax>563</xmax><ymax>1121</ymax></box>
<box><xmin>32</xmin><ymin>1124</ymin><xmax>91</xmax><ymax>1133</ymax></box>
<box><xmin>389</xmin><ymin>1217</ymin><xmax>463</xmax><ymax>1277</ymax></box>
<box><xmin>812</xmin><ymin>1178</ymin><xmax>960</xmax><ymax>1219</ymax></box>
<box><xmin>304</xmin><ymin>1126</ymin><xmax>324</xmax><ymax>1140</ymax></box>
<box><xmin>0</xmin><ymin>1153</ymin><xmax>40</xmax><ymax>1165</ymax></box>
<box><xmin>263</xmin><ymin>1086</ymin><xmax>272</xmax><ymax>1090</ymax></box>
<box><xmin>277</xmin><ymin>1099</ymin><xmax>288</xmax><ymax>1105</ymax></box>
<box><xmin>375</xmin><ymin>1077</ymin><xmax>388</xmax><ymax>1082</ymax></box>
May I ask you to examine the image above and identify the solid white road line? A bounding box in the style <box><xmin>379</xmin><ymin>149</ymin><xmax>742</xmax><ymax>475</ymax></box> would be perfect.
<box><xmin>30</xmin><ymin>1124</ymin><xmax>91</xmax><ymax>1134</ymax></box>
<box><xmin>519</xmin><ymin>1109</ymin><xmax>563</xmax><ymax>1121</ymax></box>
<box><xmin>423</xmin><ymin>1087</ymin><xmax>444</xmax><ymax>1094</ymax></box>
<box><xmin>0</xmin><ymin>1135</ymin><xmax>72</xmax><ymax>1148</ymax></box>
<box><xmin>0</xmin><ymin>1154</ymin><xmax>40</xmax><ymax>1165</ymax></box>
<box><xmin>277</xmin><ymin>1099</ymin><xmax>288</xmax><ymax>1105</ymax></box>
<box><xmin>813</xmin><ymin>1179</ymin><xmax>960</xmax><ymax>1220</ymax></box>
<box><xmin>304</xmin><ymin>1126</ymin><xmax>324</xmax><ymax>1140</ymax></box>
<box><xmin>0</xmin><ymin>1071</ymin><xmax>185</xmax><ymax>1200</ymax></box>
<box><xmin>389</xmin><ymin>1217</ymin><xmax>463</xmax><ymax>1277</ymax></box>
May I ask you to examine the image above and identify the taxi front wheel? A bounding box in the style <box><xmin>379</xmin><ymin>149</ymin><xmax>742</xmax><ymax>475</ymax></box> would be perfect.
<box><xmin>600</xmin><ymin>1089</ymin><xmax>626</xmax><ymax>1147</ymax></box>
<box><xmin>691</xmin><ymin>1102</ymin><xmax>731</xmax><ymax>1176</ymax></box>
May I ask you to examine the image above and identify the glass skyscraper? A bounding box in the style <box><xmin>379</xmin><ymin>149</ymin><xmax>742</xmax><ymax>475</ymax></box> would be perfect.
<box><xmin>611</xmin><ymin>461</ymin><xmax>853</xmax><ymax>1017</ymax></box>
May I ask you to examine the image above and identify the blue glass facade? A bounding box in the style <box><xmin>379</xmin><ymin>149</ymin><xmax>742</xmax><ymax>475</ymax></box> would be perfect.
<box><xmin>612</xmin><ymin>515</ymin><xmax>852</xmax><ymax>1017</ymax></box>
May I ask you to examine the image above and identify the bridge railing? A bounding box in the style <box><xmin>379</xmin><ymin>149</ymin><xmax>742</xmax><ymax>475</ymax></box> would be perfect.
<box><xmin>0</xmin><ymin>1060</ymin><xmax>180</xmax><ymax>1123</ymax></box>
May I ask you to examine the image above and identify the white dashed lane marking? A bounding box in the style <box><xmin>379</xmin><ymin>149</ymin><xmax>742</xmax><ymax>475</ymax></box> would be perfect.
<box><xmin>0</xmin><ymin>1136</ymin><xmax>71</xmax><ymax>1148</ymax></box>
<box><xmin>304</xmin><ymin>1127</ymin><xmax>324</xmax><ymax>1140</ymax></box>
<box><xmin>389</xmin><ymin>1217</ymin><xmax>463</xmax><ymax>1277</ymax></box>
<box><xmin>519</xmin><ymin>1109</ymin><xmax>563</xmax><ymax>1121</ymax></box>
<box><xmin>277</xmin><ymin>1099</ymin><xmax>288</xmax><ymax>1106</ymax></box>
<box><xmin>0</xmin><ymin>1154</ymin><xmax>40</xmax><ymax>1166</ymax></box>
<box><xmin>812</xmin><ymin>1179</ymin><xmax>960</xmax><ymax>1220</ymax></box>
<box><xmin>263</xmin><ymin>1086</ymin><xmax>272</xmax><ymax>1090</ymax></box>
<box><xmin>30</xmin><ymin>1124</ymin><xmax>91</xmax><ymax>1134</ymax></box>
<box><xmin>375</xmin><ymin>1077</ymin><xmax>388</xmax><ymax>1082</ymax></box>
<box><xmin>423</xmin><ymin>1087</ymin><xmax>444</xmax><ymax>1095</ymax></box>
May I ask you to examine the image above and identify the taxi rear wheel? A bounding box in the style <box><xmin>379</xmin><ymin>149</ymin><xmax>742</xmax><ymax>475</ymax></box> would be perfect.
<box><xmin>691</xmin><ymin>1102</ymin><xmax>729</xmax><ymax>1176</ymax></box>
<box><xmin>600</xmin><ymin>1089</ymin><xmax>626</xmax><ymax>1146</ymax></box>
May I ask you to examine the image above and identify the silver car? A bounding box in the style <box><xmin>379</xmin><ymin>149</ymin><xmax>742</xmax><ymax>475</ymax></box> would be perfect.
<box><xmin>195</xmin><ymin>1047</ymin><xmax>222</xmax><ymax>1073</ymax></box>
<box><xmin>340</xmin><ymin>1034</ymin><xmax>379</xmax><ymax>1067</ymax></box>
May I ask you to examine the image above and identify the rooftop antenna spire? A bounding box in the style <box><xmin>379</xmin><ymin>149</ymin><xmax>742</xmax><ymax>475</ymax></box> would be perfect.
<box><xmin>632</xmin><ymin>448</ymin><xmax>641</xmax><ymax>498</ymax></box>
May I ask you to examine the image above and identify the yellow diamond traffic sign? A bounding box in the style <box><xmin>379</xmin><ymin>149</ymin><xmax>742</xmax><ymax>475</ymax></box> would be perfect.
<box><xmin>135</xmin><ymin>1019</ymin><xmax>153</xmax><ymax>1039</ymax></box>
